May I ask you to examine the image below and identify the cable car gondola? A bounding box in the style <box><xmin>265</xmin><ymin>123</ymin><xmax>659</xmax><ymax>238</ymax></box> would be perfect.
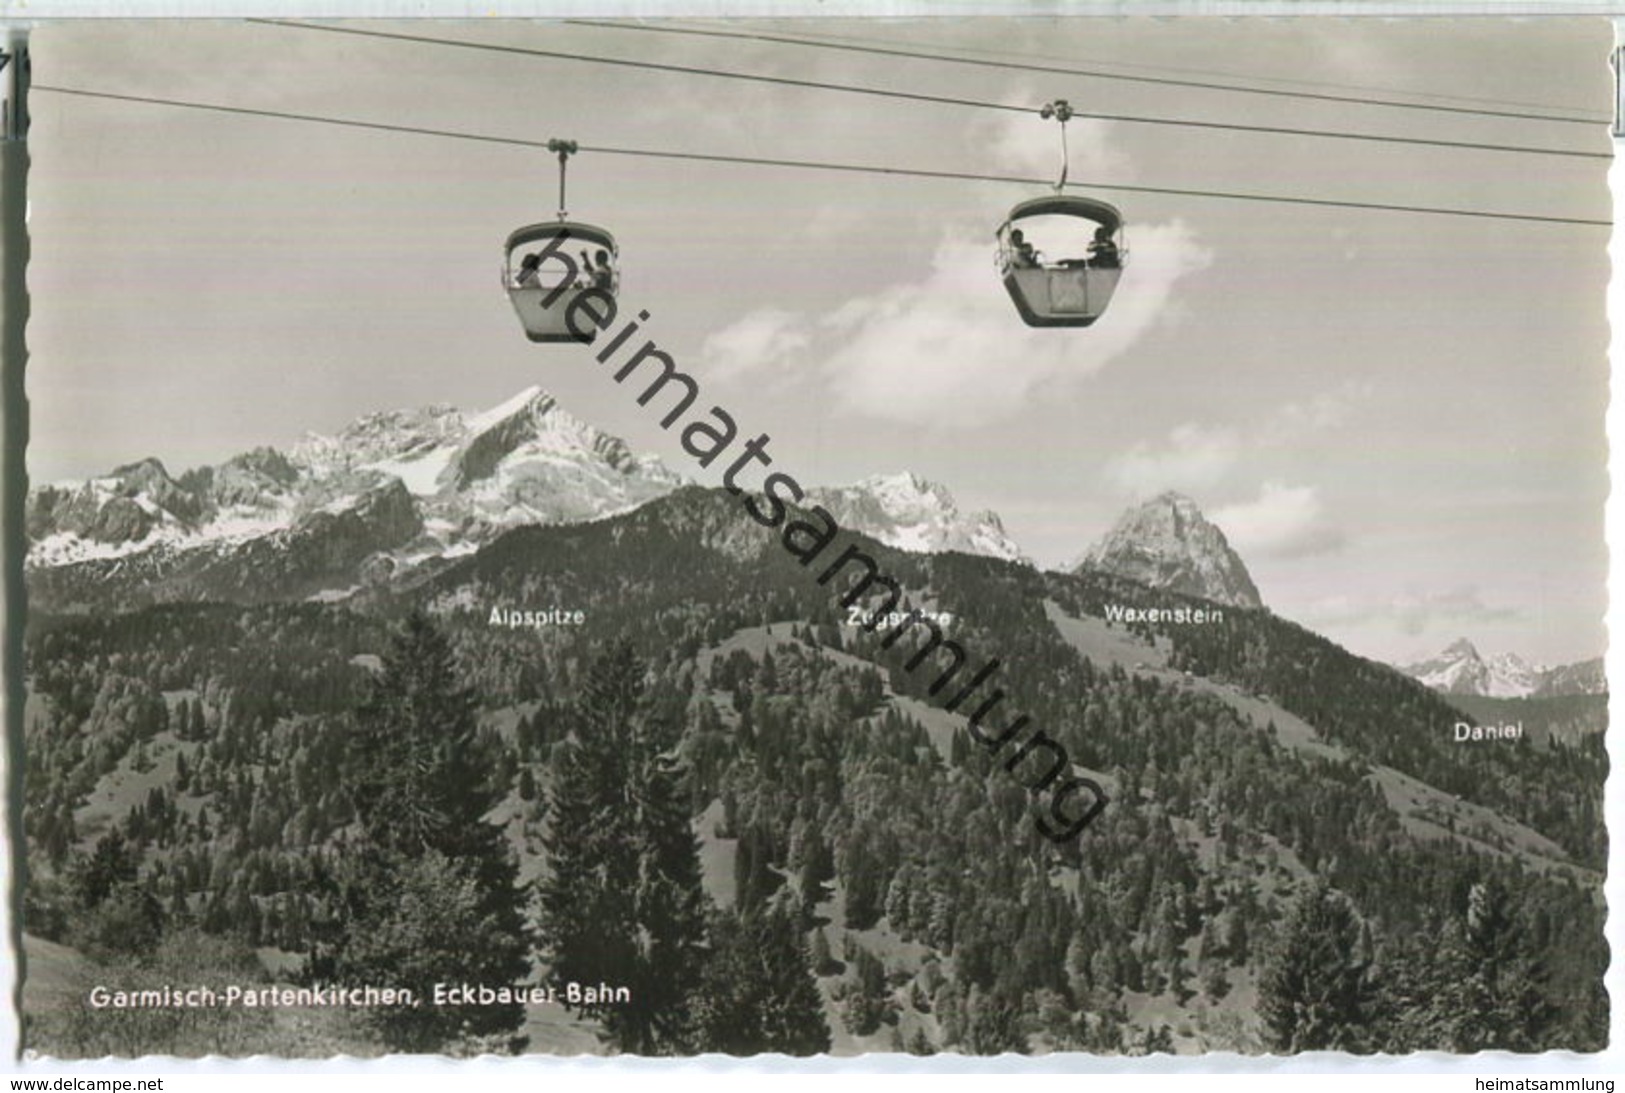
<box><xmin>504</xmin><ymin>139</ymin><xmax>619</xmax><ymax>344</ymax></box>
<box><xmin>997</xmin><ymin>100</ymin><xmax>1128</xmax><ymax>329</ymax></box>
<box><xmin>505</xmin><ymin>220</ymin><xmax>619</xmax><ymax>344</ymax></box>
<box><xmin>996</xmin><ymin>194</ymin><xmax>1125</xmax><ymax>327</ymax></box>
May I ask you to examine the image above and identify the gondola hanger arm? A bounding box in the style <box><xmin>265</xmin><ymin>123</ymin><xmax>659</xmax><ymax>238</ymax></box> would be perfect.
<box><xmin>1040</xmin><ymin>99</ymin><xmax>1072</xmax><ymax>193</ymax></box>
<box><xmin>547</xmin><ymin>137</ymin><xmax>578</xmax><ymax>220</ymax></box>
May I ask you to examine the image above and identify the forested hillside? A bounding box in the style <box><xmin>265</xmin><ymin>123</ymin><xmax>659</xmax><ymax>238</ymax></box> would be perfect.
<box><xmin>20</xmin><ymin>487</ymin><xmax>1607</xmax><ymax>1057</ymax></box>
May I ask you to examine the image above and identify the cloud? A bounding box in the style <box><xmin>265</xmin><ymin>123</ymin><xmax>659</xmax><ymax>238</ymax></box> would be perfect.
<box><xmin>1212</xmin><ymin>482</ymin><xmax>1346</xmax><ymax>560</ymax></box>
<box><xmin>794</xmin><ymin>201</ymin><xmax>869</xmax><ymax>243</ymax></box>
<box><xmin>1104</xmin><ymin>423</ymin><xmax>1242</xmax><ymax>496</ymax></box>
<box><xmin>1300</xmin><ymin>585</ymin><xmax>1521</xmax><ymax>635</ymax></box>
<box><xmin>1391</xmin><ymin>587</ymin><xmax>1522</xmax><ymax>636</ymax></box>
<box><xmin>1260</xmin><ymin>381</ymin><xmax>1372</xmax><ymax>444</ymax></box>
<box><xmin>698</xmin><ymin>308</ymin><xmax>811</xmax><ymax>382</ymax></box>
<box><xmin>1100</xmin><ymin>382</ymin><xmax>1371</xmax><ymax>499</ymax></box>
<box><xmin>815</xmin><ymin>220</ymin><xmax>1213</xmax><ymax>427</ymax></box>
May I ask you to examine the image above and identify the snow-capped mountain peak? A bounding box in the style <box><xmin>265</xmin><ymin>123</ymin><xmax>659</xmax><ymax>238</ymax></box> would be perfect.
<box><xmin>860</xmin><ymin>471</ymin><xmax>947</xmax><ymax>507</ymax></box>
<box><xmin>464</xmin><ymin>383</ymin><xmax>548</xmax><ymax>435</ymax></box>
<box><xmin>1396</xmin><ymin>637</ymin><xmax>1602</xmax><ymax>698</ymax></box>
<box><xmin>1487</xmin><ymin>652</ymin><xmax>1542</xmax><ymax>693</ymax></box>
<box><xmin>26</xmin><ymin>388</ymin><xmax>687</xmax><ymax>590</ymax></box>
<box><xmin>1440</xmin><ymin>637</ymin><xmax>1481</xmax><ymax>660</ymax></box>
<box><xmin>805</xmin><ymin>472</ymin><xmax>1028</xmax><ymax>563</ymax></box>
<box><xmin>27</xmin><ymin>394</ymin><xmax>1045</xmax><ymax>607</ymax></box>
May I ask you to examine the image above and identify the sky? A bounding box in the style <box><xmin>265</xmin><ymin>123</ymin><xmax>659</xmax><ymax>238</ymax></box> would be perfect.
<box><xmin>22</xmin><ymin>17</ymin><xmax>1613</xmax><ymax>667</ymax></box>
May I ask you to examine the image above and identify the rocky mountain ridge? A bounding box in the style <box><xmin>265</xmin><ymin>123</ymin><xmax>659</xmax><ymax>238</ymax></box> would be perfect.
<box><xmin>1399</xmin><ymin>637</ymin><xmax>1605</xmax><ymax>698</ymax></box>
<box><xmin>1075</xmin><ymin>491</ymin><xmax>1264</xmax><ymax>609</ymax></box>
<box><xmin>26</xmin><ymin>390</ymin><xmax>1032</xmax><ymax>609</ymax></box>
<box><xmin>805</xmin><ymin>472</ymin><xmax>1027</xmax><ymax>564</ymax></box>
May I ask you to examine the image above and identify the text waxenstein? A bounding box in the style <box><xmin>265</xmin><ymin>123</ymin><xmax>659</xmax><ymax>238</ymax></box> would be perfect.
<box><xmin>1104</xmin><ymin>604</ymin><xmax>1224</xmax><ymax>624</ymax></box>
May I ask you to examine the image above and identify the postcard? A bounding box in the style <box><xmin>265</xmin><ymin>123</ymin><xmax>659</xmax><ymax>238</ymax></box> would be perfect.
<box><xmin>11</xmin><ymin>16</ymin><xmax>1612</xmax><ymax>1060</ymax></box>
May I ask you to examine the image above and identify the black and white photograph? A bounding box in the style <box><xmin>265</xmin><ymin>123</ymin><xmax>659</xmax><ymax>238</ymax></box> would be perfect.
<box><xmin>8</xmin><ymin>15</ymin><xmax>1613</xmax><ymax>1063</ymax></box>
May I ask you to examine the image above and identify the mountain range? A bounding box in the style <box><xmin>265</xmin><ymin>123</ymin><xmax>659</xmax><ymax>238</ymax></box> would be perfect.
<box><xmin>31</xmin><ymin>388</ymin><xmax>1600</xmax><ymax>699</ymax></box>
<box><xmin>25</xmin><ymin>389</ymin><xmax>1021</xmax><ymax>610</ymax></box>
<box><xmin>19</xmin><ymin>398</ymin><xmax>1608</xmax><ymax>1057</ymax></box>
<box><xmin>28</xmin><ymin>387</ymin><xmax>680</xmax><ymax>562</ymax></box>
<box><xmin>1399</xmin><ymin>637</ymin><xmax>1604</xmax><ymax>698</ymax></box>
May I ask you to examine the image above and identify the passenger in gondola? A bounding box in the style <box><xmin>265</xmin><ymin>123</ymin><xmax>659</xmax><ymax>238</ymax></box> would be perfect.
<box><xmin>1010</xmin><ymin>229</ymin><xmax>1041</xmax><ymax>269</ymax></box>
<box><xmin>589</xmin><ymin>248</ymin><xmax>615</xmax><ymax>292</ymax></box>
<box><xmin>1087</xmin><ymin>226</ymin><xmax>1120</xmax><ymax>267</ymax></box>
<box><xmin>515</xmin><ymin>252</ymin><xmax>544</xmax><ymax>287</ymax></box>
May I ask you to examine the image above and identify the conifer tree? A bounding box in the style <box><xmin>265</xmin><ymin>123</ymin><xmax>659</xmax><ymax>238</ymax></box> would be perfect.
<box><xmin>537</xmin><ymin>644</ymin><xmax>642</xmax><ymax>1040</ymax></box>
<box><xmin>314</xmin><ymin>610</ymin><xmax>530</xmax><ymax>1053</ymax></box>
<box><xmin>799</xmin><ymin>831</ymin><xmax>834</xmax><ymax>914</ymax></box>
<box><xmin>1259</xmin><ymin>881</ymin><xmax>1376</xmax><ymax>1053</ymax></box>
<box><xmin>1436</xmin><ymin>881</ymin><xmax>1557</xmax><ymax>1051</ymax></box>
<box><xmin>630</xmin><ymin>723</ymin><xmax>709</xmax><ymax>1050</ymax></box>
<box><xmin>839</xmin><ymin>941</ymin><xmax>891</xmax><ymax>1036</ymax></box>
<box><xmin>694</xmin><ymin>901</ymin><xmax>832</xmax><ymax>1055</ymax></box>
<box><xmin>348</xmin><ymin>612</ymin><xmax>506</xmax><ymax>871</ymax></box>
<box><xmin>537</xmin><ymin>642</ymin><xmax>709</xmax><ymax>1055</ymax></box>
<box><xmin>73</xmin><ymin>828</ymin><xmax>137</xmax><ymax>910</ymax></box>
<box><xmin>961</xmin><ymin>984</ymin><xmax>1028</xmax><ymax>1054</ymax></box>
<box><xmin>1139</xmin><ymin>1023</ymin><xmax>1175</xmax><ymax>1055</ymax></box>
<box><xmin>810</xmin><ymin>926</ymin><xmax>839</xmax><ymax>976</ymax></box>
<box><xmin>734</xmin><ymin>821</ymin><xmax>779</xmax><ymax>913</ymax></box>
